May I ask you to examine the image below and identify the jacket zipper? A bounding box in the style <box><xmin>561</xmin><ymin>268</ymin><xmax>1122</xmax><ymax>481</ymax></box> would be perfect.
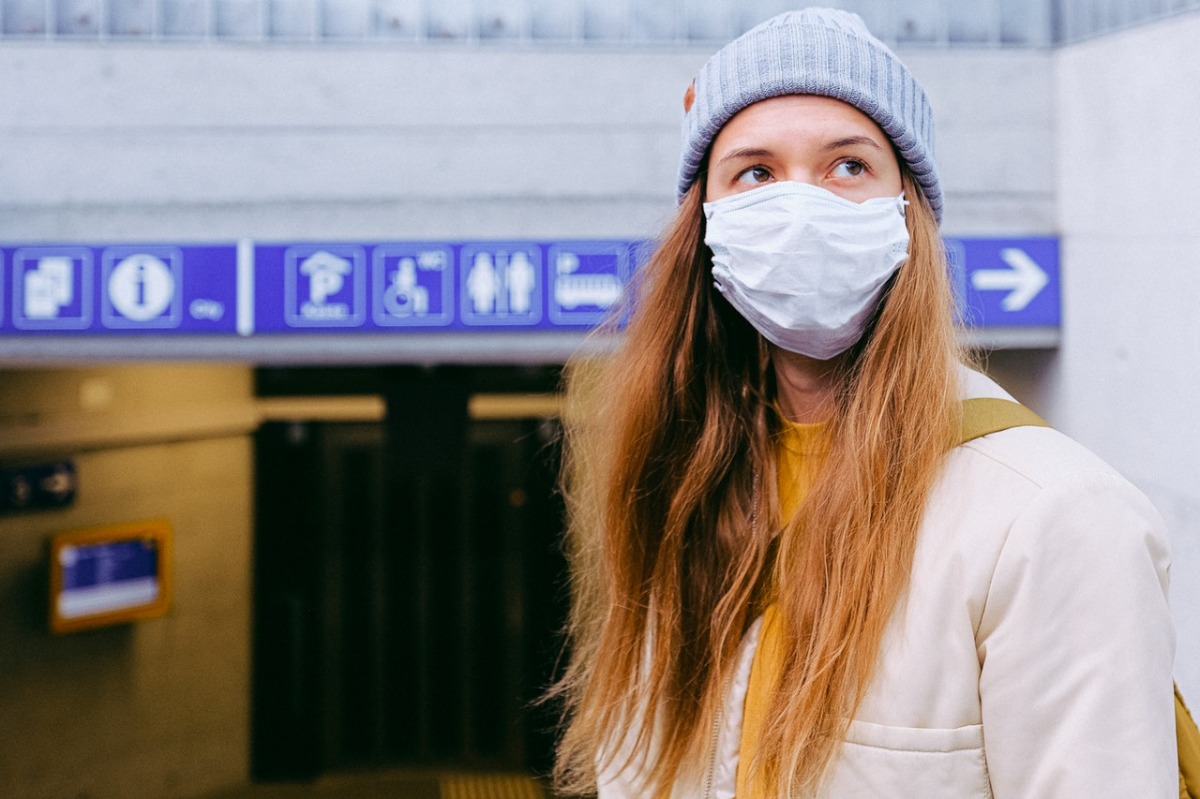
<box><xmin>702</xmin><ymin>703</ymin><xmax>721</xmax><ymax>799</ymax></box>
<box><xmin>702</xmin><ymin>472</ymin><xmax>760</xmax><ymax>799</ymax></box>
<box><xmin>702</xmin><ymin>668</ymin><xmax>736</xmax><ymax>799</ymax></box>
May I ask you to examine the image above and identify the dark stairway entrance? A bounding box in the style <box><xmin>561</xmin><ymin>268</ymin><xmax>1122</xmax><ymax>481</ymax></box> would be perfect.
<box><xmin>251</xmin><ymin>367</ymin><xmax>568</xmax><ymax>784</ymax></box>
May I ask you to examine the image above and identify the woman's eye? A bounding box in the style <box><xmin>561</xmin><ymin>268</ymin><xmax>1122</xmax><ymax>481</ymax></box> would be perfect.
<box><xmin>832</xmin><ymin>159</ymin><xmax>866</xmax><ymax>178</ymax></box>
<box><xmin>734</xmin><ymin>166</ymin><xmax>773</xmax><ymax>186</ymax></box>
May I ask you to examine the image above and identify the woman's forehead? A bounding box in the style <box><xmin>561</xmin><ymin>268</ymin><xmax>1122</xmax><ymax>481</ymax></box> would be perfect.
<box><xmin>712</xmin><ymin>95</ymin><xmax>891</xmax><ymax>154</ymax></box>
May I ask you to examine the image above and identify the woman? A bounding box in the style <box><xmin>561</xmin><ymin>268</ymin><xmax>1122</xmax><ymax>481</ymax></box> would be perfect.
<box><xmin>551</xmin><ymin>8</ymin><xmax>1176</xmax><ymax>798</ymax></box>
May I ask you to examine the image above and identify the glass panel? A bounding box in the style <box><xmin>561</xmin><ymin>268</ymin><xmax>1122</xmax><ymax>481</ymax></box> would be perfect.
<box><xmin>683</xmin><ymin>0</ymin><xmax>735</xmax><ymax>42</ymax></box>
<box><xmin>1076</xmin><ymin>0</ymin><xmax>1103</xmax><ymax>38</ymax></box>
<box><xmin>1128</xmin><ymin>0</ymin><xmax>1160</xmax><ymax>17</ymax></box>
<box><xmin>426</xmin><ymin>0</ymin><xmax>470</xmax><ymax>39</ymax></box>
<box><xmin>57</xmin><ymin>0</ymin><xmax>100</xmax><ymax>34</ymax></box>
<box><xmin>3</xmin><ymin>0</ymin><xmax>48</xmax><ymax>34</ymax></box>
<box><xmin>1097</xmin><ymin>0</ymin><xmax>1119</xmax><ymax>29</ymax></box>
<box><xmin>895</xmin><ymin>0</ymin><xmax>944</xmax><ymax>44</ymax></box>
<box><xmin>161</xmin><ymin>0</ymin><xmax>207</xmax><ymax>36</ymax></box>
<box><xmin>7</xmin><ymin>0</ymin><xmax>1187</xmax><ymax>48</ymax></box>
<box><xmin>214</xmin><ymin>0</ymin><xmax>261</xmax><ymax>37</ymax></box>
<box><xmin>322</xmin><ymin>0</ymin><xmax>367</xmax><ymax>37</ymax></box>
<box><xmin>998</xmin><ymin>0</ymin><xmax>1048</xmax><ymax>45</ymax></box>
<box><xmin>1055</xmin><ymin>0</ymin><xmax>1078</xmax><ymax>41</ymax></box>
<box><xmin>373</xmin><ymin>0</ymin><xmax>419</xmax><ymax>39</ymax></box>
<box><xmin>109</xmin><ymin>0</ymin><xmax>154</xmax><ymax>35</ymax></box>
<box><xmin>269</xmin><ymin>0</ymin><xmax>314</xmax><ymax>37</ymax></box>
<box><xmin>949</xmin><ymin>0</ymin><xmax>997</xmax><ymax>44</ymax></box>
<box><xmin>839</xmin><ymin>0</ymin><xmax>893</xmax><ymax>43</ymax></box>
<box><xmin>629</xmin><ymin>0</ymin><xmax>676</xmax><ymax>41</ymax></box>
<box><xmin>477</xmin><ymin>0</ymin><xmax>526</xmax><ymax>40</ymax></box>
<box><xmin>581</xmin><ymin>0</ymin><xmax>625</xmax><ymax>40</ymax></box>
<box><xmin>737</xmin><ymin>0</ymin><xmax>792</xmax><ymax>34</ymax></box>
<box><xmin>528</xmin><ymin>0</ymin><xmax>576</xmax><ymax>40</ymax></box>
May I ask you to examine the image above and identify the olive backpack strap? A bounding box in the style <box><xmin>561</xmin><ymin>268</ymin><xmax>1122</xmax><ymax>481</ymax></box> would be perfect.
<box><xmin>959</xmin><ymin>396</ymin><xmax>1049</xmax><ymax>443</ymax></box>
<box><xmin>1179</xmin><ymin>687</ymin><xmax>1200</xmax><ymax>799</ymax></box>
<box><xmin>959</xmin><ymin>397</ymin><xmax>1200</xmax><ymax>797</ymax></box>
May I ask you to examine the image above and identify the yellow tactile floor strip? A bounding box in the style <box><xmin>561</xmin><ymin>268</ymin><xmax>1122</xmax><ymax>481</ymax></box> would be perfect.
<box><xmin>439</xmin><ymin>773</ymin><xmax>545</xmax><ymax>799</ymax></box>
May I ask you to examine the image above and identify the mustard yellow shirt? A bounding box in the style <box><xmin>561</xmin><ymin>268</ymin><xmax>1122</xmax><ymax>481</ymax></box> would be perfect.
<box><xmin>737</xmin><ymin>418</ymin><xmax>828</xmax><ymax>798</ymax></box>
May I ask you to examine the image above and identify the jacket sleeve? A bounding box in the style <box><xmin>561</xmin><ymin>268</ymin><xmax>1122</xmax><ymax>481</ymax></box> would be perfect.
<box><xmin>976</xmin><ymin>470</ymin><xmax>1176</xmax><ymax>797</ymax></box>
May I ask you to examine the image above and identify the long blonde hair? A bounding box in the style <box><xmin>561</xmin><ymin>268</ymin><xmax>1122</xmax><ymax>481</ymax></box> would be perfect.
<box><xmin>551</xmin><ymin>169</ymin><xmax>964</xmax><ymax>796</ymax></box>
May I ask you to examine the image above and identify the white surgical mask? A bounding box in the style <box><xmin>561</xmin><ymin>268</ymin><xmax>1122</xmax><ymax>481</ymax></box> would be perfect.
<box><xmin>703</xmin><ymin>181</ymin><xmax>910</xmax><ymax>360</ymax></box>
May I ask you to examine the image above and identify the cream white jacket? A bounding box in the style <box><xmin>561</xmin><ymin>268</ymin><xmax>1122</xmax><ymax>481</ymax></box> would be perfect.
<box><xmin>600</xmin><ymin>369</ymin><xmax>1176</xmax><ymax>798</ymax></box>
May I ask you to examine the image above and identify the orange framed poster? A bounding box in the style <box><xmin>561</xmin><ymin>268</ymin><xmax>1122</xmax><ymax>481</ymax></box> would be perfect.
<box><xmin>48</xmin><ymin>519</ymin><xmax>172</xmax><ymax>634</ymax></box>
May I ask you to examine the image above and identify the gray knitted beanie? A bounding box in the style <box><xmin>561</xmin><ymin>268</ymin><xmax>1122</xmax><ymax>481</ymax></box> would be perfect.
<box><xmin>678</xmin><ymin>7</ymin><xmax>942</xmax><ymax>221</ymax></box>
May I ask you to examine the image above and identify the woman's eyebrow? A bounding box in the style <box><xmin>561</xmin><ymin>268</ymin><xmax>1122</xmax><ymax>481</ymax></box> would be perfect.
<box><xmin>823</xmin><ymin>135</ymin><xmax>885</xmax><ymax>152</ymax></box>
<box><xmin>714</xmin><ymin>147</ymin><xmax>774</xmax><ymax>167</ymax></box>
<box><xmin>716</xmin><ymin>136</ymin><xmax>883</xmax><ymax>168</ymax></box>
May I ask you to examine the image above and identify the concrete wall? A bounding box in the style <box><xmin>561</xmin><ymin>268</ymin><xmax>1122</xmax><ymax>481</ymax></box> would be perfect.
<box><xmin>0</xmin><ymin>43</ymin><xmax>1053</xmax><ymax>244</ymax></box>
<box><xmin>0</xmin><ymin>365</ymin><xmax>255</xmax><ymax>798</ymax></box>
<box><xmin>1054</xmin><ymin>11</ymin><xmax>1200</xmax><ymax>698</ymax></box>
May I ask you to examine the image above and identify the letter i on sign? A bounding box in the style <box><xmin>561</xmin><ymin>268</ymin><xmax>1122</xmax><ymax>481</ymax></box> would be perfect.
<box><xmin>134</xmin><ymin>263</ymin><xmax>148</xmax><ymax>306</ymax></box>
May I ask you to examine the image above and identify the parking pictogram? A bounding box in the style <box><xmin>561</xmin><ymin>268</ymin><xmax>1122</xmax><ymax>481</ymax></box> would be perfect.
<box><xmin>284</xmin><ymin>246</ymin><xmax>366</xmax><ymax>328</ymax></box>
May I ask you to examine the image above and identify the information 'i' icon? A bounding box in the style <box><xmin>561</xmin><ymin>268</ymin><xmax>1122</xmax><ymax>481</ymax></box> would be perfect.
<box><xmin>108</xmin><ymin>254</ymin><xmax>175</xmax><ymax>321</ymax></box>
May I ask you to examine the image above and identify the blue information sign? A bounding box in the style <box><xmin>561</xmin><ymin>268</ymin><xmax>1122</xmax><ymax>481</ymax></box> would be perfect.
<box><xmin>946</xmin><ymin>236</ymin><xmax>1060</xmax><ymax>329</ymax></box>
<box><xmin>373</xmin><ymin>244</ymin><xmax>454</xmax><ymax>327</ymax></box>
<box><xmin>548</xmin><ymin>242</ymin><xmax>630</xmax><ymax>325</ymax></box>
<box><xmin>253</xmin><ymin>240</ymin><xmax>635</xmax><ymax>333</ymax></box>
<box><xmin>0</xmin><ymin>244</ymin><xmax>238</xmax><ymax>334</ymax></box>
<box><xmin>0</xmin><ymin>237</ymin><xmax>1059</xmax><ymax>340</ymax></box>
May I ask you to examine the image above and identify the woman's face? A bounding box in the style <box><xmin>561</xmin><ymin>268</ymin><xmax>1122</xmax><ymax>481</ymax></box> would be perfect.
<box><xmin>704</xmin><ymin>94</ymin><xmax>903</xmax><ymax>204</ymax></box>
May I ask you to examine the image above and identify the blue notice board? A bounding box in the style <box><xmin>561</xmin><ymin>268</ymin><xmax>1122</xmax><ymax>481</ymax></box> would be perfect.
<box><xmin>252</xmin><ymin>240</ymin><xmax>636</xmax><ymax>333</ymax></box>
<box><xmin>946</xmin><ymin>236</ymin><xmax>1060</xmax><ymax>329</ymax></box>
<box><xmin>0</xmin><ymin>237</ymin><xmax>1059</xmax><ymax>339</ymax></box>
<box><xmin>0</xmin><ymin>244</ymin><xmax>238</xmax><ymax>334</ymax></box>
<box><xmin>61</xmin><ymin>538</ymin><xmax>158</xmax><ymax>595</ymax></box>
<box><xmin>49</xmin><ymin>518</ymin><xmax>172</xmax><ymax>634</ymax></box>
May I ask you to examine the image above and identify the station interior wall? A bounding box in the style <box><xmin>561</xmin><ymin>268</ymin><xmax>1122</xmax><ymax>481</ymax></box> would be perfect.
<box><xmin>1052</xmin><ymin>11</ymin><xmax>1200</xmax><ymax>701</ymax></box>
<box><xmin>0</xmin><ymin>41</ymin><xmax>1054</xmax><ymax>243</ymax></box>
<box><xmin>0</xmin><ymin>366</ymin><xmax>256</xmax><ymax>798</ymax></box>
<box><xmin>0</xmin><ymin>10</ymin><xmax>1198</xmax><ymax>797</ymax></box>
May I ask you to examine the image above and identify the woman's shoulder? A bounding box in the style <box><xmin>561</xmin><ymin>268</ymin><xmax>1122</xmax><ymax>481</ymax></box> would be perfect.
<box><xmin>954</xmin><ymin>422</ymin><xmax>1126</xmax><ymax>496</ymax></box>
<box><xmin>928</xmin><ymin>367</ymin><xmax>1168</xmax><ymax>581</ymax></box>
<box><xmin>953</xmin><ymin>366</ymin><xmax>1127</xmax><ymax>492</ymax></box>
<box><xmin>857</xmin><ymin>381</ymin><xmax>1175</xmax><ymax>799</ymax></box>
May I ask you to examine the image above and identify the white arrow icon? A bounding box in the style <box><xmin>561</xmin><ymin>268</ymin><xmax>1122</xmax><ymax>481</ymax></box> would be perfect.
<box><xmin>970</xmin><ymin>248</ymin><xmax>1048</xmax><ymax>312</ymax></box>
